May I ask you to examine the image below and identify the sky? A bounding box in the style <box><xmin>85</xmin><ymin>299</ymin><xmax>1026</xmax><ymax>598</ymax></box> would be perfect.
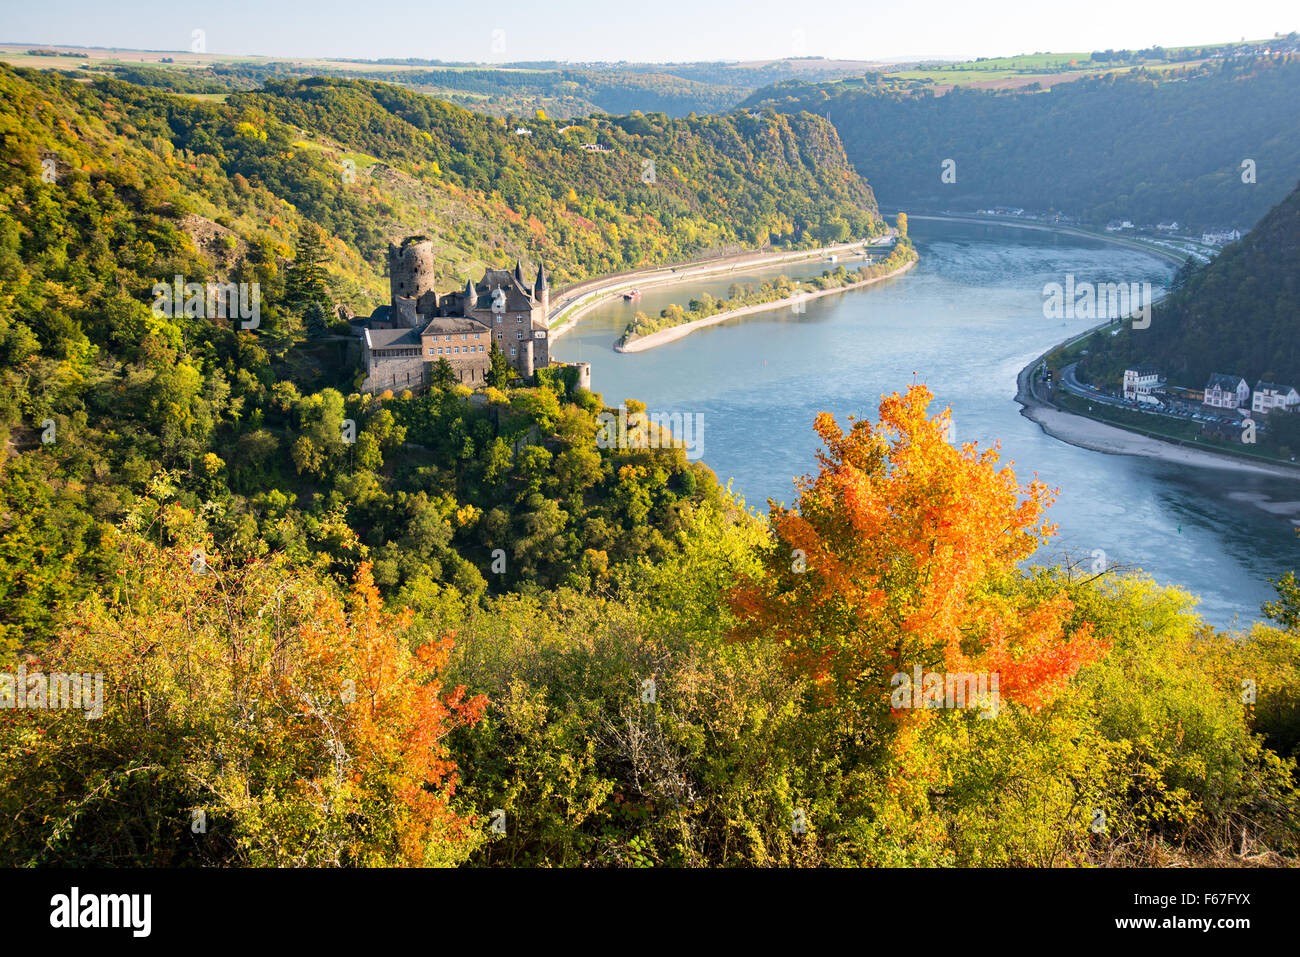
<box><xmin>3</xmin><ymin>0</ymin><xmax>1297</xmax><ymax>64</ymax></box>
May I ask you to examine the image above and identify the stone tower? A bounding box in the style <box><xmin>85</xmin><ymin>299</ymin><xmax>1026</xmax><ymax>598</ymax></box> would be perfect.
<box><xmin>388</xmin><ymin>237</ymin><xmax>437</xmax><ymax>310</ymax></box>
<box><xmin>533</xmin><ymin>264</ymin><xmax>550</xmax><ymax>317</ymax></box>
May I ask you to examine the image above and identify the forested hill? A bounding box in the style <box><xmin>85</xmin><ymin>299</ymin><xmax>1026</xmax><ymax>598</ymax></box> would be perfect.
<box><xmin>0</xmin><ymin>66</ymin><xmax>882</xmax><ymax>311</ymax></box>
<box><xmin>745</xmin><ymin>57</ymin><xmax>1300</xmax><ymax>231</ymax></box>
<box><xmin>1081</xmin><ymin>181</ymin><xmax>1300</xmax><ymax>388</ymax></box>
<box><xmin>0</xmin><ymin>62</ymin><xmax>880</xmax><ymax>650</ymax></box>
<box><xmin>236</xmin><ymin>75</ymin><xmax>883</xmax><ymax>279</ymax></box>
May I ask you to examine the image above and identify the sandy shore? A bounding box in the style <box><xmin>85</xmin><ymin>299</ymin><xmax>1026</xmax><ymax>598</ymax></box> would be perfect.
<box><xmin>924</xmin><ymin>213</ymin><xmax>1299</xmax><ymax>480</ymax></box>
<box><xmin>1015</xmin><ymin>353</ymin><xmax>1300</xmax><ymax>480</ymax></box>
<box><xmin>615</xmin><ymin>258</ymin><xmax>918</xmax><ymax>354</ymax></box>
<box><xmin>547</xmin><ymin>238</ymin><xmax>883</xmax><ymax>342</ymax></box>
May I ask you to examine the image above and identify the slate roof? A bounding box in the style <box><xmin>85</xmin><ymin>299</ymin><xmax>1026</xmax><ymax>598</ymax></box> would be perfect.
<box><xmin>365</xmin><ymin>328</ymin><xmax>422</xmax><ymax>349</ymax></box>
<box><xmin>1206</xmin><ymin>373</ymin><xmax>1247</xmax><ymax>392</ymax></box>
<box><xmin>420</xmin><ymin>316</ymin><xmax>492</xmax><ymax>336</ymax></box>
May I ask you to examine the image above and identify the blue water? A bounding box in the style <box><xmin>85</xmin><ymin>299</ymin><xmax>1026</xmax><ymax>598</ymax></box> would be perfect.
<box><xmin>553</xmin><ymin>220</ymin><xmax>1300</xmax><ymax>629</ymax></box>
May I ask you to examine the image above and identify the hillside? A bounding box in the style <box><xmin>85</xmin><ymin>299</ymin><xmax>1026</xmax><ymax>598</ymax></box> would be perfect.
<box><xmin>0</xmin><ymin>66</ymin><xmax>883</xmax><ymax>312</ymax></box>
<box><xmin>0</xmin><ymin>62</ymin><xmax>882</xmax><ymax>648</ymax></box>
<box><xmin>1079</xmin><ymin>181</ymin><xmax>1300</xmax><ymax>389</ymax></box>
<box><xmin>746</xmin><ymin>56</ymin><xmax>1300</xmax><ymax>231</ymax></box>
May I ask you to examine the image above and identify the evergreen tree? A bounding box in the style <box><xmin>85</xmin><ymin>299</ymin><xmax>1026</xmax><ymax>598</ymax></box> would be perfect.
<box><xmin>285</xmin><ymin>223</ymin><xmax>332</xmax><ymax>318</ymax></box>
<box><xmin>486</xmin><ymin>340</ymin><xmax>514</xmax><ymax>388</ymax></box>
<box><xmin>431</xmin><ymin>357</ymin><xmax>457</xmax><ymax>390</ymax></box>
<box><xmin>304</xmin><ymin>301</ymin><xmax>331</xmax><ymax>339</ymax></box>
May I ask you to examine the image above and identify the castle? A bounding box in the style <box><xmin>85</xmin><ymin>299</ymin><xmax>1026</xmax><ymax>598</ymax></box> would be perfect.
<box><xmin>358</xmin><ymin>236</ymin><xmax>561</xmax><ymax>393</ymax></box>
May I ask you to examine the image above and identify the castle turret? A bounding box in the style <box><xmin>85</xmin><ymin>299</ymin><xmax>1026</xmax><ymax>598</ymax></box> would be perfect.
<box><xmin>519</xmin><ymin>339</ymin><xmax>535</xmax><ymax>379</ymax></box>
<box><xmin>463</xmin><ymin>278</ymin><xmax>478</xmax><ymax>317</ymax></box>
<box><xmin>388</xmin><ymin>237</ymin><xmax>437</xmax><ymax>306</ymax></box>
<box><xmin>514</xmin><ymin>260</ymin><xmax>525</xmax><ymax>285</ymax></box>
<box><xmin>533</xmin><ymin>263</ymin><xmax>549</xmax><ymax>316</ymax></box>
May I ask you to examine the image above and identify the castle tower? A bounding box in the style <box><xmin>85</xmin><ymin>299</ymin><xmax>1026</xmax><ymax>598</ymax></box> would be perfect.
<box><xmin>463</xmin><ymin>278</ymin><xmax>478</xmax><ymax>317</ymax></box>
<box><xmin>388</xmin><ymin>237</ymin><xmax>437</xmax><ymax>306</ymax></box>
<box><xmin>514</xmin><ymin>260</ymin><xmax>525</xmax><ymax>285</ymax></box>
<box><xmin>533</xmin><ymin>263</ymin><xmax>549</xmax><ymax>317</ymax></box>
<box><xmin>575</xmin><ymin>361</ymin><xmax>591</xmax><ymax>391</ymax></box>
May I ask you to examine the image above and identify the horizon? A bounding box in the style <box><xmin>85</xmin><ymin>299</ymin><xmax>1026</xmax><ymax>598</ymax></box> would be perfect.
<box><xmin>2</xmin><ymin>0</ymin><xmax>1297</xmax><ymax>65</ymax></box>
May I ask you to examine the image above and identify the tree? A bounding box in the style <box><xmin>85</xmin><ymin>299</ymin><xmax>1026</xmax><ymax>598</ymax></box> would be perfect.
<box><xmin>431</xmin><ymin>358</ymin><xmax>457</xmax><ymax>391</ymax></box>
<box><xmin>285</xmin><ymin>222</ymin><xmax>332</xmax><ymax>319</ymax></box>
<box><xmin>728</xmin><ymin>385</ymin><xmax>1107</xmax><ymax>734</ymax></box>
<box><xmin>0</xmin><ymin>525</ymin><xmax>487</xmax><ymax>866</ymax></box>
<box><xmin>485</xmin><ymin>340</ymin><xmax>513</xmax><ymax>388</ymax></box>
<box><xmin>304</xmin><ymin>301</ymin><xmax>331</xmax><ymax>339</ymax></box>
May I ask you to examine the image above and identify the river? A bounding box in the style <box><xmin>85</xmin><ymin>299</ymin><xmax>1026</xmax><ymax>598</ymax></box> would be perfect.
<box><xmin>551</xmin><ymin>219</ymin><xmax>1300</xmax><ymax>629</ymax></box>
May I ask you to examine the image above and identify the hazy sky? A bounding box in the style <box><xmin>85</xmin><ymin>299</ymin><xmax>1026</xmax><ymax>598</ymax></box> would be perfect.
<box><xmin>4</xmin><ymin>0</ymin><xmax>1297</xmax><ymax>63</ymax></box>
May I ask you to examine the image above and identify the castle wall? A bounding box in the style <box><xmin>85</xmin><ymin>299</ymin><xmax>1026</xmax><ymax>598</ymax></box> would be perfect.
<box><xmin>363</xmin><ymin>357</ymin><xmax>429</xmax><ymax>394</ymax></box>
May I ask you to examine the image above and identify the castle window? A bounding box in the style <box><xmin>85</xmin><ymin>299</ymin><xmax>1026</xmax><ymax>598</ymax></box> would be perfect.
<box><xmin>516</xmin><ymin>316</ymin><xmax>523</xmax><ymax>323</ymax></box>
<box><xmin>495</xmin><ymin>316</ymin><xmax>502</xmax><ymax>324</ymax></box>
<box><xmin>510</xmin><ymin>347</ymin><xmax>516</xmax><ymax>357</ymax></box>
<box><xmin>517</xmin><ymin>332</ymin><xmax>524</xmax><ymax>340</ymax></box>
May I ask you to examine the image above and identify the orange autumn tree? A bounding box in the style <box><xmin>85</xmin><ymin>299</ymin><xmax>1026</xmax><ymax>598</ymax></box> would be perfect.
<box><xmin>0</xmin><ymin>517</ymin><xmax>486</xmax><ymax>867</ymax></box>
<box><xmin>729</xmin><ymin>385</ymin><xmax>1106</xmax><ymax>728</ymax></box>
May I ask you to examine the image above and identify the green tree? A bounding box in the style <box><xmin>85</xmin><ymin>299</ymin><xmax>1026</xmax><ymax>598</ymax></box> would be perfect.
<box><xmin>431</xmin><ymin>358</ymin><xmax>457</xmax><ymax>391</ymax></box>
<box><xmin>485</xmin><ymin>341</ymin><xmax>513</xmax><ymax>388</ymax></box>
<box><xmin>285</xmin><ymin>223</ymin><xmax>332</xmax><ymax>319</ymax></box>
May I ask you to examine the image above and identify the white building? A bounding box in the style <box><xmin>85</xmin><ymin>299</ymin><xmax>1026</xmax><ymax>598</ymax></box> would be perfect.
<box><xmin>1204</xmin><ymin>373</ymin><xmax>1251</xmax><ymax>409</ymax></box>
<box><xmin>1252</xmin><ymin>381</ymin><xmax>1300</xmax><ymax>415</ymax></box>
<box><xmin>1123</xmin><ymin>366</ymin><xmax>1163</xmax><ymax>401</ymax></box>
<box><xmin>1201</xmin><ymin>228</ymin><xmax>1241</xmax><ymax>245</ymax></box>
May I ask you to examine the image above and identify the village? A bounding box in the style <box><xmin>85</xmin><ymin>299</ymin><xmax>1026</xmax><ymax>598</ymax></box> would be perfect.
<box><xmin>1057</xmin><ymin>360</ymin><xmax>1300</xmax><ymax>447</ymax></box>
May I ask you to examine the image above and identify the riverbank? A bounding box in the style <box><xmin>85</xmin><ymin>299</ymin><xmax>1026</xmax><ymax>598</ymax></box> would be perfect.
<box><xmin>1016</xmin><ymin>346</ymin><xmax>1300</xmax><ymax>480</ymax></box>
<box><xmin>903</xmin><ymin>213</ymin><xmax>1192</xmax><ymax>267</ymax></box>
<box><xmin>547</xmin><ymin>237</ymin><xmax>887</xmax><ymax>341</ymax></box>
<box><xmin>928</xmin><ymin>215</ymin><xmax>1299</xmax><ymax>479</ymax></box>
<box><xmin>615</xmin><ymin>257</ymin><xmax>918</xmax><ymax>353</ymax></box>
